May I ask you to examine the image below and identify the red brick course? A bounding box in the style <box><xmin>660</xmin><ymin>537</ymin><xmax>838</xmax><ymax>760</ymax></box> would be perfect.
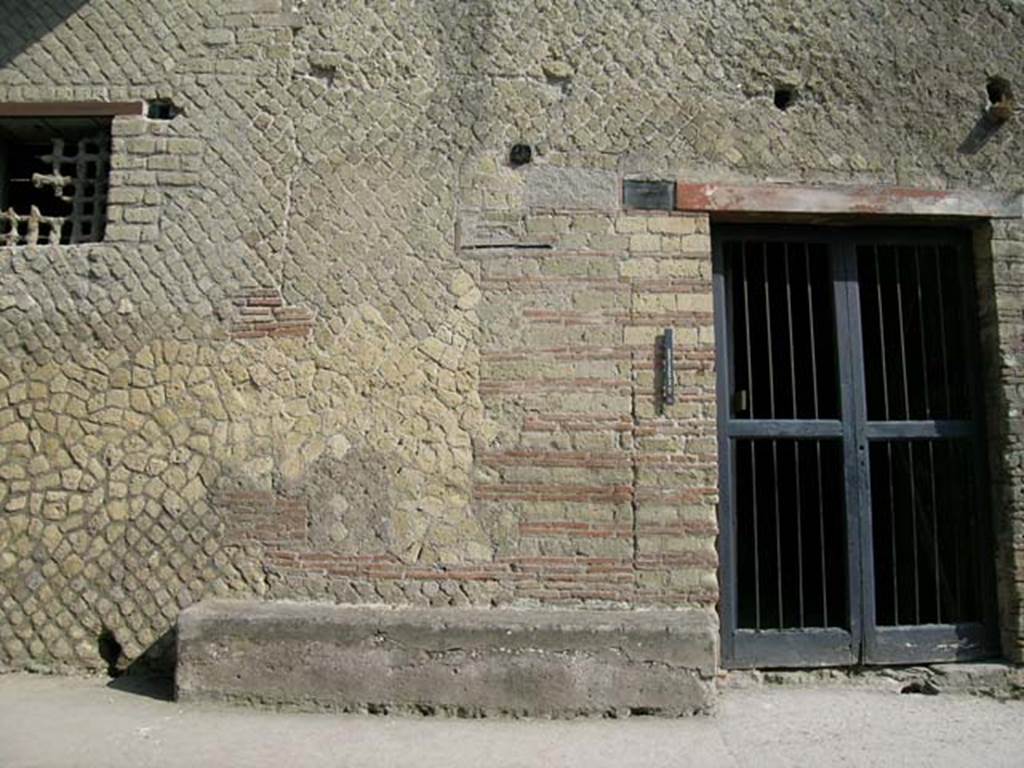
<box><xmin>228</xmin><ymin>287</ymin><xmax>316</xmax><ymax>340</ymax></box>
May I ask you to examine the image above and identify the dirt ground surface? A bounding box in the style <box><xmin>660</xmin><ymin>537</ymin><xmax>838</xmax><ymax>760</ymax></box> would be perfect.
<box><xmin>0</xmin><ymin>672</ymin><xmax>1021</xmax><ymax>767</ymax></box>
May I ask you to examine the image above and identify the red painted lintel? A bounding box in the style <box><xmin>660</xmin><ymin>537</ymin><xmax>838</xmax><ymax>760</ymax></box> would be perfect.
<box><xmin>676</xmin><ymin>181</ymin><xmax>1023</xmax><ymax>219</ymax></box>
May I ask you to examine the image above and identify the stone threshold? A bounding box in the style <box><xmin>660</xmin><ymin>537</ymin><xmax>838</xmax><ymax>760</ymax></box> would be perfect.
<box><xmin>721</xmin><ymin>662</ymin><xmax>1024</xmax><ymax>699</ymax></box>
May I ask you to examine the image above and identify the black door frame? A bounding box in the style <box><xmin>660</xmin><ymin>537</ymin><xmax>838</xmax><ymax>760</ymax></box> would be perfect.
<box><xmin>713</xmin><ymin>224</ymin><xmax>999</xmax><ymax>668</ymax></box>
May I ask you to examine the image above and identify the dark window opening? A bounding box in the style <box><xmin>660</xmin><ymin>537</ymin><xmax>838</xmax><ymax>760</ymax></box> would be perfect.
<box><xmin>0</xmin><ymin>116</ymin><xmax>112</xmax><ymax>246</ymax></box>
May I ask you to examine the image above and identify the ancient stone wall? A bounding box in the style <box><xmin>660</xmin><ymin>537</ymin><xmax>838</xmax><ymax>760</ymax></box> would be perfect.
<box><xmin>0</xmin><ymin>0</ymin><xmax>1022</xmax><ymax>671</ymax></box>
<box><xmin>977</xmin><ymin>218</ymin><xmax>1024</xmax><ymax>662</ymax></box>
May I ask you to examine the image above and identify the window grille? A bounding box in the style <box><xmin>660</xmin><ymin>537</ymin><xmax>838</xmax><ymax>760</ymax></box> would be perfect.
<box><xmin>0</xmin><ymin>118</ymin><xmax>112</xmax><ymax>246</ymax></box>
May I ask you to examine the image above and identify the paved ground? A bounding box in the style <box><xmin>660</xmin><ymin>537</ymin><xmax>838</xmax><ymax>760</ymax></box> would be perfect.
<box><xmin>0</xmin><ymin>672</ymin><xmax>1022</xmax><ymax>767</ymax></box>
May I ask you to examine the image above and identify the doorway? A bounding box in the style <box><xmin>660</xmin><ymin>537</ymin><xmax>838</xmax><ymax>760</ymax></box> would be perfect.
<box><xmin>713</xmin><ymin>225</ymin><xmax>997</xmax><ymax>668</ymax></box>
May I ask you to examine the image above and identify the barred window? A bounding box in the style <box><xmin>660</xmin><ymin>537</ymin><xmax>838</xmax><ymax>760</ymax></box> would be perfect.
<box><xmin>0</xmin><ymin>117</ymin><xmax>111</xmax><ymax>246</ymax></box>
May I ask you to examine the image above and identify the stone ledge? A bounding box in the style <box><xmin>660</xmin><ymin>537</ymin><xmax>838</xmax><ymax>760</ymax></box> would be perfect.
<box><xmin>175</xmin><ymin>600</ymin><xmax>718</xmax><ymax>717</ymax></box>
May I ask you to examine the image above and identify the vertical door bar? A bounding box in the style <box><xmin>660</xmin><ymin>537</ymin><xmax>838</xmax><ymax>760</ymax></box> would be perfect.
<box><xmin>784</xmin><ymin>245</ymin><xmax>805</xmax><ymax>626</ymax></box>
<box><xmin>772</xmin><ymin>438</ymin><xmax>784</xmax><ymax>627</ymax></box>
<box><xmin>742</xmin><ymin>246</ymin><xmax>756</xmax><ymax>417</ymax></box>
<box><xmin>893</xmin><ymin>252</ymin><xmax>922</xmax><ymax>624</ymax></box>
<box><xmin>927</xmin><ymin>441</ymin><xmax>942</xmax><ymax>623</ymax></box>
<box><xmin>762</xmin><ymin>243</ymin><xmax>785</xmax><ymax>626</ymax></box>
<box><xmin>894</xmin><ymin>251</ymin><xmax>912</xmax><ymax>420</ymax></box>
<box><xmin>908</xmin><ymin>441</ymin><xmax>921</xmax><ymax>624</ymax></box>
<box><xmin>742</xmin><ymin>245</ymin><xmax>762</xmax><ymax>628</ymax></box>
<box><xmin>872</xmin><ymin>246</ymin><xmax>899</xmax><ymax>623</ymax></box>
<box><xmin>873</xmin><ymin>247</ymin><xmax>892</xmax><ymax>420</ymax></box>
<box><xmin>805</xmin><ymin>245</ymin><xmax>829</xmax><ymax>626</ymax></box>
<box><xmin>914</xmin><ymin>248</ymin><xmax>943</xmax><ymax>623</ymax></box>
<box><xmin>834</xmin><ymin>238</ymin><xmax>865</xmax><ymax>658</ymax></box>
<box><xmin>933</xmin><ymin>246</ymin><xmax>953</xmax><ymax>418</ymax></box>
<box><xmin>815</xmin><ymin>440</ymin><xmax>829</xmax><ymax>626</ymax></box>
<box><xmin>761</xmin><ymin>243</ymin><xmax>782</xmax><ymax>626</ymax></box>
<box><xmin>952</xmin><ymin>440</ymin><xmax>964</xmax><ymax>618</ymax></box>
<box><xmin>913</xmin><ymin>248</ymin><xmax>933</xmax><ymax>420</ymax></box>
<box><xmin>763</xmin><ymin>243</ymin><xmax>776</xmax><ymax>420</ymax></box>
<box><xmin>713</xmin><ymin>237</ymin><xmax>737</xmax><ymax>662</ymax></box>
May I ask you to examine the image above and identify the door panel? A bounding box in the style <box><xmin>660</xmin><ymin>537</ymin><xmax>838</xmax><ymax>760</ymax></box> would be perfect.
<box><xmin>734</xmin><ymin>438</ymin><xmax>848</xmax><ymax>631</ymax></box>
<box><xmin>868</xmin><ymin>438</ymin><xmax>984</xmax><ymax>628</ymax></box>
<box><xmin>715</xmin><ymin>226</ymin><xmax>996</xmax><ymax>668</ymax></box>
<box><xmin>725</xmin><ymin>239</ymin><xmax>840</xmax><ymax>422</ymax></box>
<box><xmin>856</xmin><ymin>243</ymin><xmax>973</xmax><ymax>422</ymax></box>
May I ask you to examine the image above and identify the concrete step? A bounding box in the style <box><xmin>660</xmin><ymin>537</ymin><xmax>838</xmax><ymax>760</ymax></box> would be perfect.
<box><xmin>175</xmin><ymin>600</ymin><xmax>718</xmax><ymax>717</ymax></box>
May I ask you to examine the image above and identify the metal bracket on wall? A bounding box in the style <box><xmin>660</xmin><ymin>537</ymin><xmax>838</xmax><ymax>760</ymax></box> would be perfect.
<box><xmin>662</xmin><ymin>327</ymin><xmax>675</xmax><ymax>407</ymax></box>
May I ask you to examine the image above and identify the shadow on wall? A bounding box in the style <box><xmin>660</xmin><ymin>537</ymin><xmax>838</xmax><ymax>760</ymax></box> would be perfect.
<box><xmin>958</xmin><ymin>116</ymin><xmax>1001</xmax><ymax>156</ymax></box>
<box><xmin>0</xmin><ymin>0</ymin><xmax>90</xmax><ymax>71</ymax></box>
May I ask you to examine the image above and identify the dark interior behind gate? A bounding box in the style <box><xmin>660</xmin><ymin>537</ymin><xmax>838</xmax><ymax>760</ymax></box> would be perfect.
<box><xmin>715</xmin><ymin>226</ymin><xmax>995</xmax><ymax>668</ymax></box>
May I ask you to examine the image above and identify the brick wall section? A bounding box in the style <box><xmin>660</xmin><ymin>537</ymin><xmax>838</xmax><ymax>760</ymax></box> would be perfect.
<box><xmin>978</xmin><ymin>219</ymin><xmax>1024</xmax><ymax>662</ymax></box>
<box><xmin>228</xmin><ymin>288</ymin><xmax>316</xmax><ymax>340</ymax></box>
<box><xmin>627</xmin><ymin>215</ymin><xmax>718</xmax><ymax>605</ymax></box>
<box><xmin>455</xmin><ymin>206</ymin><xmax>717</xmax><ymax>608</ymax></box>
<box><xmin>218</xmin><ymin>491</ymin><xmax>307</xmax><ymax>547</ymax></box>
<box><xmin>252</xmin><ymin>206</ymin><xmax>717</xmax><ymax>610</ymax></box>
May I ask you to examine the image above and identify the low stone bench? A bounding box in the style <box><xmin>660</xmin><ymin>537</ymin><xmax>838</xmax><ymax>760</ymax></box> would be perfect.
<box><xmin>175</xmin><ymin>600</ymin><xmax>718</xmax><ymax>717</ymax></box>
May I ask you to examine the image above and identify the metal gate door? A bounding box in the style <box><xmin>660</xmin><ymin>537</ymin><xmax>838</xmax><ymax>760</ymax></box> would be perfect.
<box><xmin>714</xmin><ymin>226</ymin><xmax>997</xmax><ymax>668</ymax></box>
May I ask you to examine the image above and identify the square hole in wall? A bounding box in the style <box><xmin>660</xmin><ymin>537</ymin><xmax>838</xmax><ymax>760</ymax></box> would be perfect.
<box><xmin>0</xmin><ymin>116</ymin><xmax>112</xmax><ymax>246</ymax></box>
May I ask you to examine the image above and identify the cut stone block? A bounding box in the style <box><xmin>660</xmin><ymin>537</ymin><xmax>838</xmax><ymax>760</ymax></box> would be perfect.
<box><xmin>176</xmin><ymin>600</ymin><xmax>718</xmax><ymax>717</ymax></box>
